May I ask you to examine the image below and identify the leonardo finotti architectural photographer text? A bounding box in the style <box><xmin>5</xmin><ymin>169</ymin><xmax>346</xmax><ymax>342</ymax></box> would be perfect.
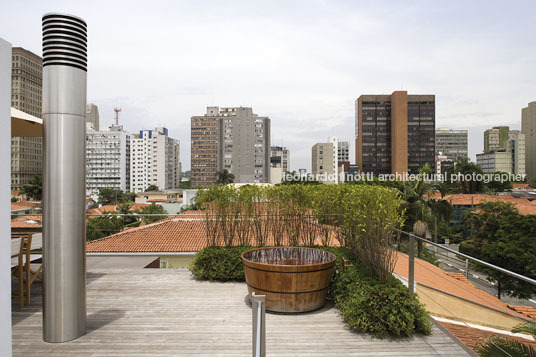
<box><xmin>283</xmin><ymin>172</ymin><xmax>526</xmax><ymax>183</ymax></box>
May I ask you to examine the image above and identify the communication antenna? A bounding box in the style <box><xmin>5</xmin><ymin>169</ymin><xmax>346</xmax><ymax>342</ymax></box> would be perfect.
<box><xmin>114</xmin><ymin>107</ymin><xmax>121</xmax><ymax>125</ymax></box>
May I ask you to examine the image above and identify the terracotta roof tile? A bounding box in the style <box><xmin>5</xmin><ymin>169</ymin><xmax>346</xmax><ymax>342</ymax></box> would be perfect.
<box><xmin>393</xmin><ymin>252</ymin><xmax>531</xmax><ymax>321</ymax></box>
<box><xmin>426</xmin><ymin>193</ymin><xmax>536</xmax><ymax>215</ymax></box>
<box><xmin>440</xmin><ymin>321</ymin><xmax>536</xmax><ymax>351</ymax></box>
<box><xmin>507</xmin><ymin>305</ymin><xmax>536</xmax><ymax>320</ymax></box>
<box><xmin>11</xmin><ymin>201</ymin><xmax>39</xmax><ymax>211</ymax></box>
<box><xmin>87</xmin><ymin>203</ymin><xmax>150</xmax><ymax>215</ymax></box>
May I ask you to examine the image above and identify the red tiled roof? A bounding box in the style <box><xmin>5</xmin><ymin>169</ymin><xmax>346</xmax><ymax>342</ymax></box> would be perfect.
<box><xmin>393</xmin><ymin>252</ymin><xmax>532</xmax><ymax>321</ymax></box>
<box><xmin>440</xmin><ymin>321</ymin><xmax>536</xmax><ymax>351</ymax></box>
<box><xmin>11</xmin><ymin>201</ymin><xmax>39</xmax><ymax>211</ymax></box>
<box><xmin>427</xmin><ymin>193</ymin><xmax>536</xmax><ymax>215</ymax></box>
<box><xmin>513</xmin><ymin>183</ymin><xmax>531</xmax><ymax>189</ymax></box>
<box><xmin>87</xmin><ymin>212</ymin><xmax>340</xmax><ymax>253</ymax></box>
<box><xmin>87</xmin><ymin>203</ymin><xmax>150</xmax><ymax>215</ymax></box>
<box><xmin>507</xmin><ymin>305</ymin><xmax>536</xmax><ymax>320</ymax></box>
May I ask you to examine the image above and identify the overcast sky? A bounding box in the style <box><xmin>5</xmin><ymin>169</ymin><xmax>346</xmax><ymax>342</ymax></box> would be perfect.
<box><xmin>2</xmin><ymin>0</ymin><xmax>535</xmax><ymax>171</ymax></box>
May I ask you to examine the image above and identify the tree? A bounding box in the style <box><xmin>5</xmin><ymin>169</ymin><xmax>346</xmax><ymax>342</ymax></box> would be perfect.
<box><xmin>475</xmin><ymin>322</ymin><xmax>536</xmax><ymax>356</ymax></box>
<box><xmin>97</xmin><ymin>188</ymin><xmax>134</xmax><ymax>205</ymax></box>
<box><xmin>460</xmin><ymin>201</ymin><xmax>536</xmax><ymax>299</ymax></box>
<box><xmin>179</xmin><ymin>180</ymin><xmax>192</xmax><ymax>189</ymax></box>
<box><xmin>145</xmin><ymin>185</ymin><xmax>159</xmax><ymax>192</ymax></box>
<box><xmin>483</xmin><ymin>171</ymin><xmax>513</xmax><ymax>193</ymax></box>
<box><xmin>530</xmin><ymin>178</ymin><xmax>536</xmax><ymax>189</ymax></box>
<box><xmin>21</xmin><ymin>175</ymin><xmax>42</xmax><ymax>201</ymax></box>
<box><xmin>446</xmin><ymin>157</ymin><xmax>483</xmax><ymax>194</ymax></box>
<box><xmin>86</xmin><ymin>215</ymin><xmax>124</xmax><ymax>241</ymax></box>
<box><xmin>216</xmin><ymin>169</ymin><xmax>235</xmax><ymax>184</ymax></box>
<box><xmin>138</xmin><ymin>204</ymin><xmax>167</xmax><ymax>224</ymax></box>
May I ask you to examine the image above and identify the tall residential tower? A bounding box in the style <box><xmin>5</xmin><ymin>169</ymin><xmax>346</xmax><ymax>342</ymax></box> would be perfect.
<box><xmin>191</xmin><ymin>106</ymin><xmax>271</xmax><ymax>186</ymax></box>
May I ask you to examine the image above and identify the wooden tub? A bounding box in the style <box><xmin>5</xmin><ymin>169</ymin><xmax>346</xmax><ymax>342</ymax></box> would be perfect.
<box><xmin>241</xmin><ymin>247</ymin><xmax>336</xmax><ymax>313</ymax></box>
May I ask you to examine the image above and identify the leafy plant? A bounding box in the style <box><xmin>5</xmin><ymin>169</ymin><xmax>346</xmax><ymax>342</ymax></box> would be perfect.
<box><xmin>21</xmin><ymin>175</ymin><xmax>42</xmax><ymax>201</ymax></box>
<box><xmin>189</xmin><ymin>246</ymin><xmax>252</xmax><ymax>281</ymax></box>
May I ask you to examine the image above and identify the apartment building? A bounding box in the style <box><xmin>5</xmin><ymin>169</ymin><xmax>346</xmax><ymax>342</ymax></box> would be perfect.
<box><xmin>484</xmin><ymin>126</ymin><xmax>510</xmax><ymax>153</ymax></box>
<box><xmin>86</xmin><ymin>103</ymin><xmax>99</xmax><ymax>131</ymax></box>
<box><xmin>191</xmin><ymin>106</ymin><xmax>270</xmax><ymax>186</ymax></box>
<box><xmin>355</xmin><ymin>91</ymin><xmax>435</xmax><ymax>176</ymax></box>
<box><xmin>11</xmin><ymin>47</ymin><xmax>43</xmax><ymax>190</ymax></box>
<box><xmin>270</xmin><ymin>146</ymin><xmax>290</xmax><ymax>172</ymax></box>
<box><xmin>312</xmin><ymin>142</ymin><xmax>335</xmax><ymax>184</ymax></box>
<box><xmin>130</xmin><ymin>127</ymin><xmax>180</xmax><ymax>193</ymax></box>
<box><xmin>86</xmin><ymin>123</ymin><xmax>131</xmax><ymax>196</ymax></box>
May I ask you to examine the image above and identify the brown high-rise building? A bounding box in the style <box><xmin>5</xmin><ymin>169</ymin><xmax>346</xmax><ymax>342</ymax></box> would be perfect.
<box><xmin>191</xmin><ymin>108</ymin><xmax>219</xmax><ymax>187</ymax></box>
<box><xmin>355</xmin><ymin>91</ymin><xmax>435</xmax><ymax>177</ymax></box>
<box><xmin>11</xmin><ymin>47</ymin><xmax>43</xmax><ymax>191</ymax></box>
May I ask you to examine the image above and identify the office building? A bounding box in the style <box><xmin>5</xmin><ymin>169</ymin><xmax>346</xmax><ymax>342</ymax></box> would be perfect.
<box><xmin>312</xmin><ymin>142</ymin><xmax>335</xmax><ymax>184</ymax></box>
<box><xmin>11</xmin><ymin>47</ymin><xmax>43</xmax><ymax>190</ymax></box>
<box><xmin>522</xmin><ymin>102</ymin><xmax>536</xmax><ymax>180</ymax></box>
<box><xmin>477</xmin><ymin>127</ymin><xmax>525</xmax><ymax>175</ymax></box>
<box><xmin>355</xmin><ymin>91</ymin><xmax>435</xmax><ymax>176</ymax></box>
<box><xmin>86</xmin><ymin>122</ymin><xmax>131</xmax><ymax>196</ymax></box>
<box><xmin>270</xmin><ymin>146</ymin><xmax>290</xmax><ymax>172</ymax></box>
<box><xmin>130</xmin><ymin>127</ymin><xmax>180</xmax><ymax>193</ymax></box>
<box><xmin>191</xmin><ymin>106</ymin><xmax>270</xmax><ymax>186</ymax></box>
<box><xmin>86</xmin><ymin>103</ymin><xmax>99</xmax><ymax>131</ymax></box>
<box><xmin>435</xmin><ymin>128</ymin><xmax>468</xmax><ymax>160</ymax></box>
<box><xmin>484</xmin><ymin>126</ymin><xmax>510</xmax><ymax>153</ymax></box>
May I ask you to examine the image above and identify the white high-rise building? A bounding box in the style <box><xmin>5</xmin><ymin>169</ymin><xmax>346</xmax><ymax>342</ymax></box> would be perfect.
<box><xmin>130</xmin><ymin>127</ymin><xmax>180</xmax><ymax>193</ymax></box>
<box><xmin>328</xmin><ymin>137</ymin><xmax>339</xmax><ymax>184</ymax></box>
<box><xmin>86</xmin><ymin>124</ymin><xmax>131</xmax><ymax>196</ymax></box>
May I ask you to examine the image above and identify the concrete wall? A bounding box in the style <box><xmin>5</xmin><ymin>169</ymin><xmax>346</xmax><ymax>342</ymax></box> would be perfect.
<box><xmin>391</xmin><ymin>91</ymin><xmax>408</xmax><ymax>175</ymax></box>
<box><xmin>0</xmin><ymin>37</ymin><xmax>12</xmax><ymax>356</ymax></box>
<box><xmin>160</xmin><ymin>255</ymin><xmax>195</xmax><ymax>269</ymax></box>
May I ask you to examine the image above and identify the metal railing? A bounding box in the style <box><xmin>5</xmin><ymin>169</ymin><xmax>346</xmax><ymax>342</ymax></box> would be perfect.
<box><xmin>396</xmin><ymin>228</ymin><xmax>536</xmax><ymax>288</ymax></box>
<box><xmin>251</xmin><ymin>293</ymin><xmax>266</xmax><ymax>357</ymax></box>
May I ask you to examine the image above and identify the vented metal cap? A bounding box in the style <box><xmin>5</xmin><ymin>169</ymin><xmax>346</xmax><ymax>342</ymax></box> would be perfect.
<box><xmin>42</xmin><ymin>13</ymin><xmax>87</xmax><ymax>71</ymax></box>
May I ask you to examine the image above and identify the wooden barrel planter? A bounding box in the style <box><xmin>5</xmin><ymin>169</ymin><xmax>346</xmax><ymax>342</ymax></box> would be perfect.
<box><xmin>241</xmin><ymin>247</ymin><xmax>336</xmax><ymax>313</ymax></box>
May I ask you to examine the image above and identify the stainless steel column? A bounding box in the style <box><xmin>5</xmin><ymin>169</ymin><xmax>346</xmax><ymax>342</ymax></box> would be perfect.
<box><xmin>42</xmin><ymin>13</ymin><xmax>88</xmax><ymax>343</ymax></box>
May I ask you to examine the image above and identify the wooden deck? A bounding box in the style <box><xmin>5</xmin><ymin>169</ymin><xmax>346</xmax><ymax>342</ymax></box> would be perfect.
<box><xmin>12</xmin><ymin>269</ymin><xmax>470</xmax><ymax>356</ymax></box>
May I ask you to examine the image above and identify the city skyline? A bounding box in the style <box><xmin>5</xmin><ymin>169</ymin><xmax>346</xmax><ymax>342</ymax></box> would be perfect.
<box><xmin>2</xmin><ymin>1</ymin><xmax>535</xmax><ymax>171</ymax></box>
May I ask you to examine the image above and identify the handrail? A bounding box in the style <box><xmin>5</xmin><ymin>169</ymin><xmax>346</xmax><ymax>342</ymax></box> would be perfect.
<box><xmin>396</xmin><ymin>228</ymin><xmax>536</xmax><ymax>286</ymax></box>
<box><xmin>251</xmin><ymin>292</ymin><xmax>265</xmax><ymax>357</ymax></box>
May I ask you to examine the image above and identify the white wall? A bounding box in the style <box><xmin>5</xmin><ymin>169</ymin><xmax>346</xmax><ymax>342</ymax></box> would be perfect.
<box><xmin>0</xmin><ymin>37</ymin><xmax>13</xmax><ymax>356</ymax></box>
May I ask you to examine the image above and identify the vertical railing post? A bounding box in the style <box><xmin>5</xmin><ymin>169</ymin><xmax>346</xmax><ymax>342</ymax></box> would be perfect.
<box><xmin>251</xmin><ymin>292</ymin><xmax>265</xmax><ymax>357</ymax></box>
<box><xmin>408</xmin><ymin>233</ymin><xmax>415</xmax><ymax>296</ymax></box>
<box><xmin>465</xmin><ymin>259</ymin><xmax>469</xmax><ymax>278</ymax></box>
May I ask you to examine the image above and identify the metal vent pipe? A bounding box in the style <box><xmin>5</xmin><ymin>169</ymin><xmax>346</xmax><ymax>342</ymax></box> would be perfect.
<box><xmin>42</xmin><ymin>13</ymin><xmax>87</xmax><ymax>343</ymax></box>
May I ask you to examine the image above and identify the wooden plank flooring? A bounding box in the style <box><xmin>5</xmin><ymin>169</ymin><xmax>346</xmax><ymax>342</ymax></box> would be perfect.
<box><xmin>12</xmin><ymin>269</ymin><xmax>470</xmax><ymax>356</ymax></box>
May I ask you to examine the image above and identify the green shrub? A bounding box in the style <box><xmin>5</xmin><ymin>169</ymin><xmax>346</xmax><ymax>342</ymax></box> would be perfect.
<box><xmin>189</xmin><ymin>246</ymin><xmax>252</xmax><ymax>281</ymax></box>
<box><xmin>329</xmin><ymin>247</ymin><xmax>432</xmax><ymax>337</ymax></box>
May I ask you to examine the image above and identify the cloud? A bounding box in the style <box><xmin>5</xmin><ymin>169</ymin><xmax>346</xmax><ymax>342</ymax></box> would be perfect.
<box><xmin>1</xmin><ymin>0</ymin><xmax>535</xmax><ymax>171</ymax></box>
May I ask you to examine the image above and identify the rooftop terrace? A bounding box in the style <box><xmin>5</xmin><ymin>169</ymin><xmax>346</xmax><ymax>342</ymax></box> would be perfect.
<box><xmin>12</xmin><ymin>268</ymin><xmax>471</xmax><ymax>356</ymax></box>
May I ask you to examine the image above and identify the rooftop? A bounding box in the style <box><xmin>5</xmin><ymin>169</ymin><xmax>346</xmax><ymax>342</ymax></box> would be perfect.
<box><xmin>12</xmin><ymin>268</ymin><xmax>470</xmax><ymax>356</ymax></box>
